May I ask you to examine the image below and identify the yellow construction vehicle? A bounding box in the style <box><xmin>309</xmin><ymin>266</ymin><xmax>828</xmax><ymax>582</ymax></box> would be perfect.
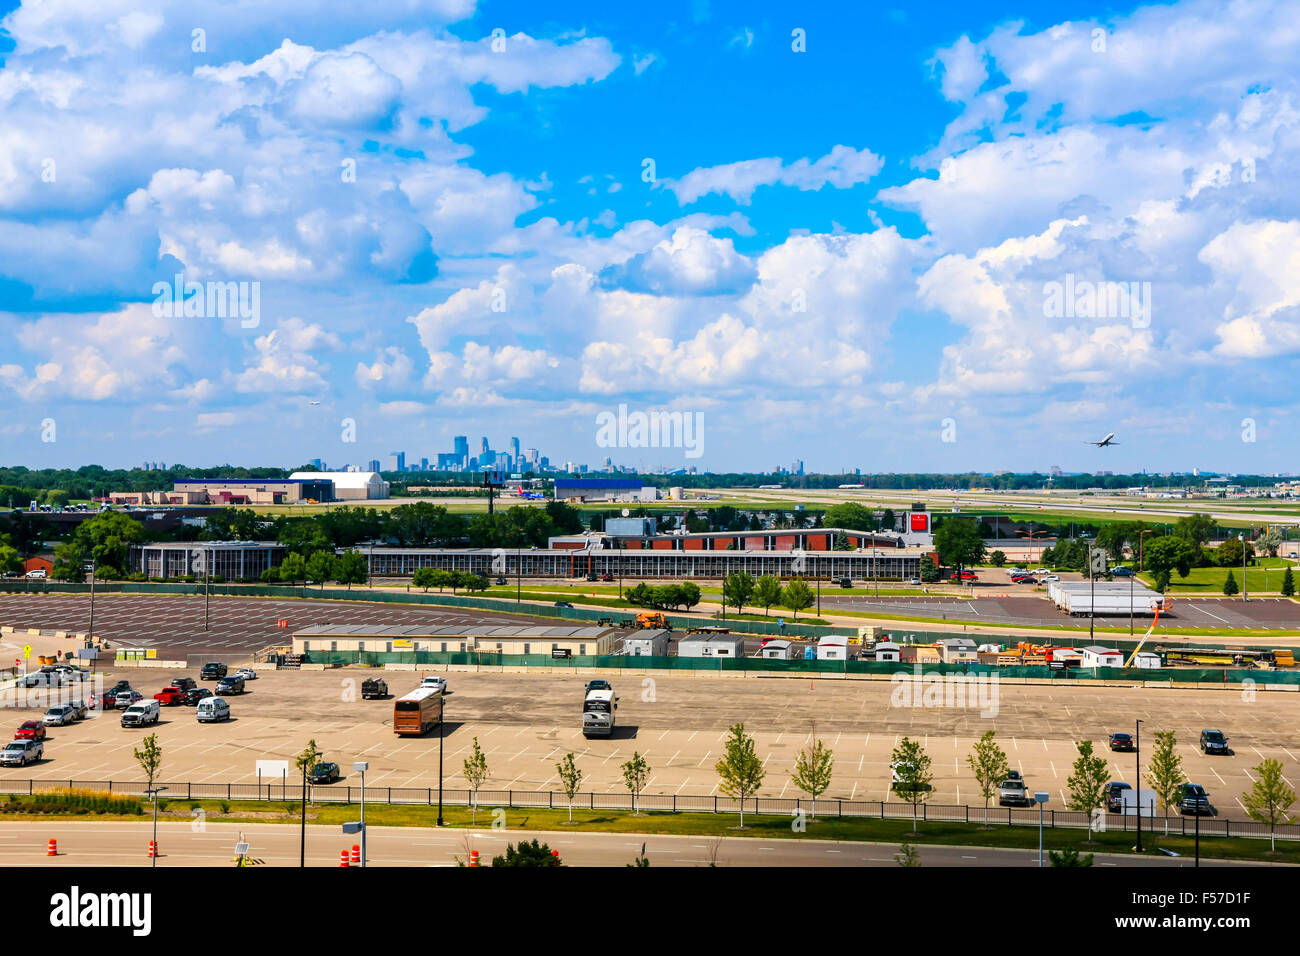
<box><xmin>635</xmin><ymin>612</ymin><xmax>670</xmax><ymax>630</ymax></box>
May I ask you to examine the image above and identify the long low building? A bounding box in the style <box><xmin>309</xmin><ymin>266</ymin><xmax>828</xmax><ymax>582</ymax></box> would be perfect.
<box><xmin>292</xmin><ymin>624</ymin><xmax>620</xmax><ymax>657</ymax></box>
<box><xmin>129</xmin><ymin>542</ymin><xmax>935</xmax><ymax>581</ymax></box>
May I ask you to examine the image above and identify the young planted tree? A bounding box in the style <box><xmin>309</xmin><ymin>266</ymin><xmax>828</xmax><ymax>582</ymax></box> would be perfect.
<box><xmin>966</xmin><ymin>730</ymin><xmax>1009</xmax><ymax>826</ymax></box>
<box><xmin>1242</xmin><ymin>758</ymin><xmax>1297</xmax><ymax>854</ymax></box>
<box><xmin>791</xmin><ymin>735</ymin><xmax>834</xmax><ymax>819</ymax></box>
<box><xmin>1145</xmin><ymin>731</ymin><xmax>1185</xmax><ymax>835</ymax></box>
<box><xmin>305</xmin><ymin>550</ymin><xmax>335</xmax><ymax>588</ymax></box>
<box><xmin>1066</xmin><ymin>740</ymin><xmax>1110</xmax><ymax>842</ymax></box>
<box><xmin>1049</xmin><ymin>847</ymin><xmax>1094</xmax><ymax>867</ymax></box>
<box><xmin>556</xmin><ymin>752</ymin><xmax>584</xmax><ymax>824</ymax></box>
<box><xmin>989</xmin><ymin>550</ymin><xmax>1006</xmax><ymax>567</ymax></box>
<box><xmin>278</xmin><ymin>551</ymin><xmax>307</xmax><ymax>585</ymax></box>
<box><xmin>622</xmin><ymin>752</ymin><xmax>650</xmax><ymax>816</ymax></box>
<box><xmin>133</xmin><ymin>733</ymin><xmax>163</xmax><ymax>792</ymax></box>
<box><xmin>722</xmin><ymin>571</ymin><xmax>756</xmax><ymax>616</ymax></box>
<box><xmin>463</xmin><ymin>737</ymin><xmax>490</xmax><ymax>825</ymax></box>
<box><xmin>890</xmin><ymin>737</ymin><xmax>933</xmax><ymax>833</ymax></box>
<box><xmin>753</xmin><ymin>575</ymin><xmax>784</xmax><ymax>617</ymax></box>
<box><xmin>781</xmin><ymin>578</ymin><xmax>815</xmax><ymax>619</ymax></box>
<box><xmin>1223</xmin><ymin>570</ymin><xmax>1239</xmax><ymax>596</ymax></box>
<box><xmin>1282</xmin><ymin>567</ymin><xmax>1295</xmax><ymax>598</ymax></box>
<box><xmin>895</xmin><ymin>843</ymin><xmax>921</xmax><ymax>867</ymax></box>
<box><xmin>715</xmin><ymin>723</ymin><xmax>765</xmax><ymax>828</ymax></box>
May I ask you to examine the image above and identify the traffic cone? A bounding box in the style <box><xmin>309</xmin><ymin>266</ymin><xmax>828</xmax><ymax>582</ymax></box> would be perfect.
<box><xmin>351</xmin><ymin>844</ymin><xmax>361</xmax><ymax>866</ymax></box>
<box><xmin>340</xmin><ymin>849</ymin><xmax>350</xmax><ymax>867</ymax></box>
<box><xmin>469</xmin><ymin>849</ymin><xmax>479</xmax><ymax>867</ymax></box>
<box><xmin>147</xmin><ymin>840</ymin><xmax>157</xmax><ymax>858</ymax></box>
<box><xmin>47</xmin><ymin>838</ymin><xmax>57</xmax><ymax>856</ymax></box>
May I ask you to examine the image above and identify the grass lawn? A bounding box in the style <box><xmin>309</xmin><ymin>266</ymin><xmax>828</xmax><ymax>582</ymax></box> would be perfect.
<box><xmin>6</xmin><ymin>796</ymin><xmax>1292</xmax><ymax>864</ymax></box>
<box><xmin>1137</xmin><ymin>558</ymin><xmax>1295</xmax><ymax>594</ymax></box>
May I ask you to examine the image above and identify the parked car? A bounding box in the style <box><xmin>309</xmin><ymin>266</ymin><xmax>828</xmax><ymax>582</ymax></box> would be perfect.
<box><xmin>998</xmin><ymin>777</ymin><xmax>1034</xmax><ymax>807</ymax></box>
<box><xmin>1042</xmin><ymin>574</ymin><xmax>1061</xmax><ymax>582</ymax></box>
<box><xmin>196</xmin><ymin>697</ymin><xmax>231</xmax><ymax>723</ymax></box>
<box><xmin>235</xmin><ymin>668</ymin><xmax>257</xmax><ymax>681</ymax></box>
<box><xmin>115</xmin><ymin>690</ymin><xmax>143</xmax><ymax>709</ymax></box>
<box><xmin>1111</xmin><ymin>566</ymin><xmax>1134</xmax><ymax>577</ymax></box>
<box><xmin>1033</xmin><ymin>568</ymin><xmax>1049</xmax><ymax>575</ymax></box>
<box><xmin>15</xmin><ymin>720</ymin><xmax>47</xmax><ymax>741</ymax></box>
<box><xmin>1108</xmin><ymin>732</ymin><xmax>1135</xmax><ymax>752</ymax></box>
<box><xmin>1200</xmin><ymin>729</ymin><xmax>1232</xmax><ymax>755</ymax></box>
<box><xmin>109</xmin><ymin>680</ymin><xmax>134</xmax><ymax>695</ymax></box>
<box><xmin>308</xmin><ymin>761</ymin><xmax>341</xmax><ymax>784</ymax></box>
<box><xmin>361</xmin><ymin>677</ymin><xmax>389</xmax><ymax>699</ymax></box>
<box><xmin>1177</xmin><ymin>783</ymin><xmax>1215</xmax><ymax>816</ymax></box>
<box><xmin>154</xmin><ymin>687</ymin><xmax>187</xmax><ymax>706</ymax></box>
<box><xmin>950</xmin><ymin>571</ymin><xmax>978</xmax><ymax>581</ymax></box>
<box><xmin>215</xmin><ymin>675</ymin><xmax>245</xmax><ymax>696</ymax></box>
<box><xmin>181</xmin><ymin>687</ymin><xmax>213</xmax><ymax>706</ymax></box>
<box><xmin>1104</xmin><ymin>781</ymin><xmax>1132</xmax><ymax>813</ymax></box>
<box><xmin>167</xmin><ymin>677</ymin><xmax>197</xmax><ymax>692</ymax></box>
<box><xmin>25</xmin><ymin>569</ymin><xmax>47</xmax><ymax>579</ymax></box>
<box><xmin>200</xmin><ymin>662</ymin><xmax>227</xmax><ymax>681</ymax></box>
<box><xmin>420</xmin><ymin>676</ymin><xmax>447</xmax><ymax>694</ymax></box>
<box><xmin>494</xmin><ymin>577</ymin><xmax>508</xmax><ymax>585</ymax></box>
<box><xmin>553</xmin><ymin>601</ymin><xmax>574</xmax><ymax>608</ymax></box>
<box><xmin>600</xmin><ymin>573</ymin><xmax>614</xmax><ymax>582</ymax></box>
<box><xmin>585</xmin><ymin>573</ymin><xmax>598</xmax><ymax>581</ymax></box>
<box><xmin>1014</xmin><ymin>575</ymin><xmax>1038</xmax><ymax>584</ymax></box>
<box><xmin>64</xmin><ymin>699</ymin><xmax>87</xmax><ymax>720</ymax></box>
<box><xmin>1004</xmin><ymin>769</ymin><xmax>1023</xmax><ymax>782</ymax></box>
<box><xmin>908</xmin><ymin>577</ymin><xmax>922</xmax><ymax>585</ymax></box>
<box><xmin>0</xmin><ymin>739</ymin><xmax>43</xmax><ymax>766</ymax></box>
<box><xmin>585</xmin><ymin>679</ymin><xmax>612</xmax><ymax>693</ymax></box>
<box><xmin>42</xmin><ymin>705</ymin><xmax>75</xmax><ymax>727</ymax></box>
<box><xmin>120</xmin><ymin>700</ymin><xmax>161</xmax><ymax>728</ymax></box>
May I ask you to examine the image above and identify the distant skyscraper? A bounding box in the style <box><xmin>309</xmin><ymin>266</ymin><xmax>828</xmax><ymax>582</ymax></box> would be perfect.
<box><xmin>367</xmin><ymin>459</ymin><xmax>381</xmax><ymax>473</ymax></box>
<box><xmin>510</xmin><ymin>436</ymin><xmax>521</xmax><ymax>468</ymax></box>
<box><xmin>309</xmin><ymin>458</ymin><xmax>322</xmax><ymax>470</ymax></box>
<box><xmin>420</xmin><ymin>457</ymin><xmax>429</xmax><ymax>471</ymax></box>
<box><xmin>479</xmin><ymin>436</ymin><xmax>489</xmax><ymax>456</ymax></box>
<box><xmin>389</xmin><ymin>452</ymin><xmax>405</xmax><ymax>472</ymax></box>
<box><xmin>454</xmin><ymin>436</ymin><xmax>469</xmax><ymax>466</ymax></box>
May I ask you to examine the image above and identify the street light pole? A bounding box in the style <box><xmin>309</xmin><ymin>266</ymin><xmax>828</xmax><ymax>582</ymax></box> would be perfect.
<box><xmin>354</xmin><ymin>761</ymin><xmax>368</xmax><ymax>867</ymax></box>
<box><xmin>437</xmin><ymin>700</ymin><xmax>445</xmax><ymax>826</ymax></box>
<box><xmin>1240</xmin><ymin>532</ymin><xmax>1248</xmax><ymax>601</ymax></box>
<box><xmin>1135</xmin><ymin>718</ymin><xmax>1143</xmax><ymax>854</ymax></box>
<box><xmin>148</xmin><ymin>786</ymin><xmax>167</xmax><ymax>868</ymax></box>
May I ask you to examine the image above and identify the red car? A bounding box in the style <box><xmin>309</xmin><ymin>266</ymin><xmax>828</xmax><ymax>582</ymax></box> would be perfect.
<box><xmin>15</xmin><ymin>720</ymin><xmax>47</xmax><ymax>741</ymax></box>
<box><xmin>950</xmin><ymin>571</ymin><xmax>978</xmax><ymax>582</ymax></box>
<box><xmin>154</xmin><ymin>687</ymin><xmax>187</xmax><ymax>706</ymax></box>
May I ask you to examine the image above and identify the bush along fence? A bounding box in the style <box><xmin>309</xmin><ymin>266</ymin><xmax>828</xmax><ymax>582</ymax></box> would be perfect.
<box><xmin>0</xmin><ymin>777</ymin><xmax>1294</xmax><ymax>843</ymax></box>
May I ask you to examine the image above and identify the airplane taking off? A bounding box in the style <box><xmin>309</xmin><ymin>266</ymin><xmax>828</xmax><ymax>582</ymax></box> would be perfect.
<box><xmin>1086</xmin><ymin>432</ymin><xmax>1119</xmax><ymax>447</ymax></box>
<box><xmin>308</xmin><ymin>401</ymin><xmax>321</xmax><ymax>406</ymax></box>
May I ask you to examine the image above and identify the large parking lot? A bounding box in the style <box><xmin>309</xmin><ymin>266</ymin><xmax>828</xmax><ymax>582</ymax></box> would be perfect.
<box><xmin>2</xmin><ymin>664</ymin><xmax>1295</xmax><ymax>817</ymax></box>
<box><xmin>0</xmin><ymin>593</ymin><xmax>555</xmax><ymax>662</ymax></box>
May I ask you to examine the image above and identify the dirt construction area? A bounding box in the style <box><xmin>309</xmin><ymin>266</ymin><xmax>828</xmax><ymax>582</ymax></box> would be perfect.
<box><xmin>1</xmin><ymin>662</ymin><xmax>1296</xmax><ymax>817</ymax></box>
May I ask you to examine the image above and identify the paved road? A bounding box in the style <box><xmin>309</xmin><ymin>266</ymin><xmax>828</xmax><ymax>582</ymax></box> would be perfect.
<box><xmin>0</xmin><ymin>821</ymin><xmax>1250</xmax><ymax>867</ymax></box>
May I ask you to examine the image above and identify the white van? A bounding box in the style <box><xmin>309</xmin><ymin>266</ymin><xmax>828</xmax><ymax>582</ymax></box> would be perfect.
<box><xmin>120</xmin><ymin>699</ymin><xmax>160</xmax><ymax>727</ymax></box>
<box><xmin>196</xmin><ymin>697</ymin><xmax>231</xmax><ymax>723</ymax></box>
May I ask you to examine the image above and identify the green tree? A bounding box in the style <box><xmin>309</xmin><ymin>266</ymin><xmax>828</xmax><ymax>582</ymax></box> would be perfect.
<box><xmin>1282</xmin><ymin>567</ymin><xmax>1295</xmax><ymax>598</ymax></box>
<box><xmin>1257</xmin><ymin>527</ymin><xmax>1282</xmax><ymax>558</ymax></box>
<box><xmin>491</xmin><ymin>838</ymin><xmax>561</xmax><ymax>867</ymax></box>
<box><xmin>966</xmin><ymin>730</ymin><xmax>1009</xmax><ymax>826</ymax></box>
<box><xmin>278</xmin><ymin>551</ymin><xmax>307</xmax><ymax>585</ymax></box>
<box><xmin>833</xmin><ymin>530</ymin><xmax>852</xmax><ymax>551</ymax></box>
<box><xmin>1145</xmin><ymin>731</ymin><xmax>1185</xmax><ymax>834</ymax></box>
<box><xmin>989</xmin><ymin>550</ymin><xmax>1006</xmax><ymax>567</ymax></box>
<box><xmin>1216</xmin><ymin>537</ymin><xmax>1254</xmax><ymax>568</ymax></box>
<box><xmin>333</xmin><ymin>549</ymin><xmax>368</xmax><ymax>588</ymax></box>
<box><xmin>919</xmin><ymin>559</ymin><xmax>941</xmax><ymax>583</ymax></box>
<box><xmin>0</xmin><ymin>544</ymin><xmax>22</xmax><ymax>576</ymax></box>
<box><xmin>1143</xmin><ymin>537</ymin><xmax>1197</xmax><ymax>587</ymax></box>
<box><xmin>791</xmin><ymin>735</ymin><xmax>834</xmax><ymax>818</ymax></box>
<box><xmin>781</xmin><ymin>578</ymin><xmax>814</xmax><ymax>619</ymax></box>
<box><xmin>66</xmin><ymin>511</ymin><xmax>144</xmax><ymax>576</ymax></box>
<box><xmin>133</xmin><ymin>732</ymin><xmax>163</xmax><ymax>791</ymax></box>
<box><xmin>753</xmin><ymin>575</ymin><xmax>783</xmax><ymax>616</ymax></box>
<box><xmin>823</xmin><ymin>502</ymin><xmax>877</xmax><ymax>531</ymax></box>
<box><xmin>463</xmin><ymin>737</ymin><xmax>490</xmax><ymax>824</ymax></box>
<box><xmin>1242</xmin><ymin>758</ymin><xmax>1296</xmax><ymax>854</ymax></box>
<box><xmin>895</xmin><ymin>843</ymin><xmax>921</xmax><ymax>867</ymax></box>
<box><xmin>715</xmin><ymin>723</ymin><xmax>765</xmax><ymax>828</ymax></box>
<box><xmin>1049</xmin><ymin>847</ymin><xmax>1094</xmax><ymax>867</ymax></box>
<box><xmin>933</xmin><ymin>518</ymin><xmax>986</xmax><ymax>571</ymax></box>
<box><xmin>305</xmin><ymin>550</ymin><xmax>334</xmax><ymax>587</ymax></box>
<box><xmin>722</xmin><ymin>571</ymin><xmax>755</xmax><ymax>616</ymax></box>
<box><xmin>1173</xmin><ymin>513</ymin><xmax>1215</xmax><ymax>547</ymax></box>
<box><xmin>890</xmin><ymin>737</ymin><xmax>933</xmax><ymax>833</ymax></box>
<box><xmin>622</xmin><ymin>751</ymin><xmax>650</xmax><ymax>816</ymax></box>
<box><xmin>1066</xmin><ymin>740</ymin><xmax>1109</xmax><ymax>840</ymax></box>
<box><xmin>556</xmin><ymin>752</ymin><xmax>584</xmax><ymax>824</ymax></box>
<box><xmin>1223</xmin><ymin>570</ymin><xmax>1239</xmax><ymax>596</ymax></box>
<box><xmin>676</xmin><ymin>581</ymin><xmax>702</xmax><ymax>610</ymax></box>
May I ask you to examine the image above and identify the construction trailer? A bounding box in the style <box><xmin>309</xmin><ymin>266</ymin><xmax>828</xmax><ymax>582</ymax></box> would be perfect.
<box><xmin>676</xmin><ymin>635</ymin><xmax>746</xmax><ymax>658</ymax></box>
<box><xmin>758</xmin><ymin>639</ymin><xmax>796</xmax><ymax>660</ymax></box>
<box><xmin>618</xmin><ymin>630</ymin><xmax>670</xmax><ymax>657</ymax></box>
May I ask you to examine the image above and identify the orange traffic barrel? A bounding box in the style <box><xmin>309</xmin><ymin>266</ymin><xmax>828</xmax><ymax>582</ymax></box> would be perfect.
<box><xmin>469</xmin><ymin>849</ymin><xmax>479</xmax><ymax>867</ymax></box>
<box><xmin>147</xmin><ymin>840</ymin><xmax>157</xmax><ymax>858</ymax></box>
<box><xmin>351</xmin><ymin>844</ymin><xmax>361</xmax><ymax>865</ymax></box>
<box><xmin>47</xmin><ymin>838</ymin><xmax>57</xmax><ymax>856</ymax></box>
<box><xmin>340</xmin><ymin>849</ymin><xmax>350</xmax><ymax>867</ymax></box>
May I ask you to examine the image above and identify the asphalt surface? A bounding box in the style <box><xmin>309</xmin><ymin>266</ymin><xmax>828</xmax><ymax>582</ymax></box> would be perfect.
<box><xmin>0</xmin><ymin>821</ymin><xmax>1247</xmax><ymax>867</ymax></box>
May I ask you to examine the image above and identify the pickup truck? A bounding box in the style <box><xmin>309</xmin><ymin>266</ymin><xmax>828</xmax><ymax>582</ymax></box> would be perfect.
<box><xmin>200</xmin><ymin>662</ymin><xmax>227</xmax><ymax>680</ymax></box>
<box><xmin>361</xmin><ymin>678</ymin><xmax>388</xmax><ymax>700</ymax></box>
<box><xmin>998</xmin><ymin>778</ymin><xmax>1034</xmax><ymax>807</ymax></box>
<box><xmin>154</xmin><ymin>686</ymin><xmax>188</xmax><ymax>706</ymax></box>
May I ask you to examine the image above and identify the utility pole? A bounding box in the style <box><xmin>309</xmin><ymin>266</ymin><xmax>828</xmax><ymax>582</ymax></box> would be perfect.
<box><xmin>1135</xmin><ymin>718</ymin><xmax>1143</xmax><ymax>854</ymax></box>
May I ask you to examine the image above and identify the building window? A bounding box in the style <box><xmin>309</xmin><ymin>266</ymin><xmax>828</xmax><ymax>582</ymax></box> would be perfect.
<box><xmin>523</xmin><ymin>644</ymin><xmax>530</xmax><ymax>654</ymax></box>
<box><xmin>330</xmin><ymin>641</ymin><xmax>337</xmax><ymax>651</ymax></box>
<box><xmin>580</xmin><ymin>644</ymin><xmax>586</xmax><ymax>655</ymax></box>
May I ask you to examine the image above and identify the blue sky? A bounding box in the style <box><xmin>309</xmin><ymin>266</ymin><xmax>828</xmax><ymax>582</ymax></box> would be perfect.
<box><xmin>1</xmin><ymin>0</ymin><xmax>1298</xmax><ymax>474</ymax></box>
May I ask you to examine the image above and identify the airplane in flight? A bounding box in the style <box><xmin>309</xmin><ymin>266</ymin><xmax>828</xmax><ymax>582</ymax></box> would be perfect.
<box><xmin>1086</xmin><ymin>432</ymin><xmax>1119</xmax><ymax>447</ymax></box>
<box><xmin>308</xmin><ymin>400</ymin><xmax>321</xmax><ymax>406</ymax></box>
